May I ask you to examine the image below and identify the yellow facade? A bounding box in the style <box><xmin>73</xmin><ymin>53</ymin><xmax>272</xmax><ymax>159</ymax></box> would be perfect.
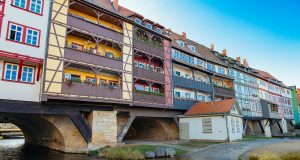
<box><xmin>66</xmin><ymin>35</ymin><xmax>122</xmax><ymax>58</ymax></box>
<box><xmin>69</xmin><ymin>9</ymin><xmax>122</xmax><ymax>33</ymax></box>
<box><xmin>122</xmin><ymin>22</ymin><xmax>133</xmax><ymax>100</ymax></box>
<box><xmin>64</xmin><ymin>68</ymin><xmax>120</xmax><ymax>84</ymax></box>
<box><xmin>44</xmin><ymin>0</ymin><xmax>69</xmax><ymax>93</ymax></box>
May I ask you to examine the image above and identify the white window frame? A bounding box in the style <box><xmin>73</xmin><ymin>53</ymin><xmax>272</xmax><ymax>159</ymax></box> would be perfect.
<box><xmin>4</xmin><ymin>63</ymin><xmax>19</xmax><ymax>81</ymax></box>
<box><xmin>202</xmin><ymin>118</ymin><xmax>212</xmax><ymax>133</ymax></box>
<box><xmin>25</xmin><ymin>28</ymin><xmax>39</xmax><ymax>46</ymax></box>
<box><xmin>8</xmin><ymin>23</ymin><xmax>23</xmax><ymax>42</ymax></box>
<box><xmin>178</xmin><ymin>41</ymin><xmax>184</xmax><ymax>47</ymax></box>
<box><xmin>21</xmin><ymin>66</ymin><xmax>35</xmax><ymax>83</ymax></box>
<box><xmin>13</xmin><ymin>0</ymin><xmax>27</xmax><ymax>9</ymax></box>
<box><xmin>29</xmin><ymin>0</ymin><xmax>43</xmax><ymax>14</ymax></box>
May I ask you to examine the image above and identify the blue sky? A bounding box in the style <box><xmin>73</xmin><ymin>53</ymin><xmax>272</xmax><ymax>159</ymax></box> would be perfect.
<box><xmin>119</xmin><ymin>0</ymin><xmax>300</xmax><ymax>87</ymax></box>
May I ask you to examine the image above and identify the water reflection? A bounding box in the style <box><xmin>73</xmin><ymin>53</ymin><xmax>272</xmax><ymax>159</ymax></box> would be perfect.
<box><xmin>0</xmin><ymin>139</ymin><xmax>99</xmax><ymax>160</ymax></box>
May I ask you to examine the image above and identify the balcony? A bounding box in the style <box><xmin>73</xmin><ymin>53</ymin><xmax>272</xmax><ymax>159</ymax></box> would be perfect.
<box><xmin>261</xmin><ymin>99</ymin><xmax>281</xmax><ymax>119</ymax></box>
<box><xmin>173</xmin><ymin>98</ymin><xmax>198</xmax><ymax>110</ymax></box>
<box><xmin>133</xmin><ymin>67</ymin><xmax>165</xmax><ymax>83</ymax></box>
<box><xmin>67</xmin><ymin>14</ymin><xmax>123</xmax><ymax>42</ymax></box>
<box><xmin>133</xmin><ymin>91</ymin><xmax>166</xmax><ymax>105</ymax></box>
<box><xmin>173</xmin><ymin>76</ymin><xmax>212</xmax><ymax>93</ymax></box>
<box><xmin>61</xmin><ymin>83</ymin><xmax>122</xmax><ymax>100</ymax></box>
<box><xmin>214</xmin><ymin>86</ymin><xmax>235</xmax><ymax>98</ymax></box>
<box><xmin>133</xmin><ymin>39</ymin><xmax>165</xmax><ymax>58</ymax></box>
<box><xmin>64</xmin><ymin>47</ymin><xmax>123</xmax><ymax>70</ymax></box>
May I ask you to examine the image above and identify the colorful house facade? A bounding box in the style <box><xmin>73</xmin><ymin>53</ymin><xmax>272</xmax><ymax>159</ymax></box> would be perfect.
<box><xmin>0</xmin><ymin>0</ymin><xmax>51</xmax><ymax>102</ymax></box>
<box><xmin>169</xmin><ymin>32</ymin><xmax>235</xmax><ymax>110</ymax></box>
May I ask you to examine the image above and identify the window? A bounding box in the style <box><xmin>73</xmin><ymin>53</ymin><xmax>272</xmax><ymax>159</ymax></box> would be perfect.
<box><xmin>99</xmin><ymin>79</ymin><xmax>107</xmax><ymax>86</ymax></box>
<box><xmin>185</xmin><ymin>93</ymin><xmax>191</xmax><ymax>99</ymax></box>
<box><xmin>190</xmin><ymin>46</ymin><xmax>196</xmax><ymax>52</ymax></box>
<box><xmin>145</xmin><ymin>23</ymin><xmax>152</xmax><ymax>30</ymax></box>
<box><xmin>175</xmin><ymin>91</ymin><xmax>180</xmax><ymax>98</ymax></box>
<box><xmin>231</xmin><ymin>118</ymin><xmax>236</xmax><ymax>133</ymax></box>
<box><xmin>71</xmin><ymin>75</ymin><xmax>80</xmax><ymax>81</ymax></box>
<box><xmin>218</xmin><ymin>67</ymin><xmax>225</xmax><ymax>74</ymax></box>
<box><xmin>175</xmin><ymin>71</ymin><xmax>181</xmax><ymax>77</ymax></box>
<box><xmin>13</xmin><ymin>0</ymin><xmax>26</xmax><ymax>9</ymax></box>
<box><xmin>207</xmin><ymin>63</ymin><xmax>216</xmax><ymax>72</ymax></box>
<box><xmin>270</xmin><ymin>104</ymin><xmax>278</xmax><ymax>112</ymax></box>
<box><xmin>135</xmin><ymin>84</ymin><xmax>144</xmax><ymax>91</ymax></box>
<box><xmin>138</xmin><ymin>62</ymin><xmax>145</xmax><ymax>69</ymax></box>
<box><xmin>236</xmin><ymin>119</ymin><xmax>240</xmax><ymax>133</ymax></box>
<box><xmin>153</xmin><ymin>88</ymin><xmax>160</xmax><ymax>93</ymax></box>
<box><xmin>197</xmin><ymin>95</ymin><xmax>206</xmax><ymax>101</ymax></box>
<box><xmin>21</xmin><ymin>66</ymin><xmax>34</xmax><ymax>83</ymax></box>
<box><xmin>135</xmin><ymin>18</ymin><xmax>141</xmax><ymax>25</ymax></box>
<box><xmin>197</xmin><ymin>59</ymin><xmax>203</xmax><ymax>66</ymax></box>
<box><xmin>145</xmin><ymin>86</ymin><xmax>150</xmax><ymax>92</ymax></box>
<box><xmin>7</xmin><ymin>22</ymin><xmax>41</xmax><ymax>46</ymax></box>
<box><xmin>12</xmin><ymin>0</ymin><xmax>43</xmax><ymax>14</ymax></box>
<box><xmin>4</xmin><ymin>63</ymin><xmax>18</xmax><ymax>81</ymax></box>
<box><xmin>29</xmin><ymin>0</ymin><xmax>42</xmax><ymax>14</ymax></box>
<box><xmin>8</xmin><ymin>23</ymin><xmax>23</xmax><ymax>42</ymax></box>
<box><xmin>178</xmin><ymin>41</ymin><xmax>184</xmax><ymax>47</ymax></box>
<box><xmin>26</xmin><ymin>28</ymin><xmax>39</xmax><ymax>46</ymax></box>
<box><xmin>86</xmin><ymin>77</ymin><xmax>96</xmax><ymax>84</ymax></box>
<box><xmin>202</xmin><ymin>118</ymin><xmax>212</xmax><ymax>133</ymax></box>
<box><xmin>156</xmin><ymin>28</ymin><xmax>162</xmax><ymax>34</ymax></box>
<box><xmin>185</xmin><ymin>74</ymin><xmax>190</xmax><ymax>79</ymax></box>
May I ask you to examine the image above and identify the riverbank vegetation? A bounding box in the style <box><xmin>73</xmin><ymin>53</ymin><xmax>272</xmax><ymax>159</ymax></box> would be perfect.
<box><xmin>249</xmin><ymin>152</ymin><xmax>300</xmax><ymax>160</ymax></box>
<box><xmin>90</xmin><ymin>145</ymin><xmax>187</xmax><ymax>160</ymax></box>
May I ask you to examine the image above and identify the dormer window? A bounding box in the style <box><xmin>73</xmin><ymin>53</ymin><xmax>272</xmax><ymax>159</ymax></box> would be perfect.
<box><xmin>178</xmin><ymin>41</ymin><xmax>184</xmax><ymax>47</ymax></box>
<box><xmin>135</xmin><ymin>18</ymin><xmax>142</xmax><ymax>25</ymax></box>
<box><xmin>156</xmin><ymin>28</ymin><xmax>162</xmax><ymax>34</ymax></box>
<box><xmin>146</xmin><ymin>23</ymin><xmax>152</xmax><ymax>30</ymax></box>
<box><xmin>189</xmin><ymin>45</ymin><xmax>196</xmax><ymax>52</ymax></box>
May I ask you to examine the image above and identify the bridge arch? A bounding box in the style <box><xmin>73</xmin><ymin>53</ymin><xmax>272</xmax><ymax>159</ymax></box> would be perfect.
<box><xmin>0</xmin><ymin>114</ymin><xmax>87</xmax><ymax>153</ymax></box>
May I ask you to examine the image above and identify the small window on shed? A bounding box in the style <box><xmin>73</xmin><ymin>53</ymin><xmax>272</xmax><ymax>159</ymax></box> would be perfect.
<box><xmin>202</xmin><ymin>118</ymin><xmax>212</xmax><ymax>133</ymax></box>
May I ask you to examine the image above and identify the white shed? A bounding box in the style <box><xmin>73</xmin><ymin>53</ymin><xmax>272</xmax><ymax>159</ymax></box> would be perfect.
<box><xmin>178</xmin><ymin>99</ymin><xmax>243</xmax><ymax>142</ymax></box>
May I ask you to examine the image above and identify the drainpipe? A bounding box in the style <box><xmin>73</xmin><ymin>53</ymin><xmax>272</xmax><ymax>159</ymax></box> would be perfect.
<box><xmin>225</xmin><ymin>114</ymin><xmax>230</xmax><ymax>142</ymax></box>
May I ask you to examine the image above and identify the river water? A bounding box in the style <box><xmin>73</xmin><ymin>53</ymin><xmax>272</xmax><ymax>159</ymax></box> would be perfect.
<box><xmin>0</xmin><ymin>138</ymin><xmax>99</xmax><ymax>160</ymax></box>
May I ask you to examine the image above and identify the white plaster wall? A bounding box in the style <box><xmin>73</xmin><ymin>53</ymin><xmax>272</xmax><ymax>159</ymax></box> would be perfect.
<box><xmin>173</xmin><ymin>64</ymin><xmax>192</xmax><ymax>78</ymax></box>
<box><xmin>0</xmin><ymin>60</ymin><xmax>41</xmax><ymax>101</ymax></box>
<box><xmin>180</xmin><ymin>116</ymin><xmax>229</xmax><ymax>141</ymax></box>
<box><xmin>0</xmin><ymin>0</ymin><xmax>51</xmax><ymax>59</ymax></box>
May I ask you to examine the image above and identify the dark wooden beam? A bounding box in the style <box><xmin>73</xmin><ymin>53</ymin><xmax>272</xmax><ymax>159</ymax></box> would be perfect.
<box><xmin>117</xmin><ymin>115</ymin><xmax>136</xmax><ymax>142</ymax></box>
<box><xmin>69</xmin><ymin>114</ymin><xmax>92</xmax><ymax>143</ymax></box>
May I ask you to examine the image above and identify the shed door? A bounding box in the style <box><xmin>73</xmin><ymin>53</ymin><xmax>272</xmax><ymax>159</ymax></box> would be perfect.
<box><xmin>179</xmin><ymin>122</ymin><xmax>189</xmax><ymax>140</ymax></box>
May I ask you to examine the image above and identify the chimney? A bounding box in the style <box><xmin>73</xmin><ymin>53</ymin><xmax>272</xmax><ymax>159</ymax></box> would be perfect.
<box><xmin>113</xmin><ymin>0</ymin><xmax>119</xmax><ymax>11</ymax></box>
<box><xmin>222</xmin><ymin>49</ymin><xmax>227</xmax><ymax>56</ymax></box>
<box><xmin>236</xmin><ymin>57</ymin><xmax>241</xmax><ymax>63</ymax></box>
<box><xmin>210</xmin><ymin>44</ymin><xmax>215</xmax><ymax>51</ymax></box>
<box><xmin>243</xmin><ymin>59</ymin><xmax>249</xmax><ymax>68</ymax></box>
<box><xmin>181</xmin><ymin>32</ymin><xmax>186</xmax><ymax>39</ymax></box>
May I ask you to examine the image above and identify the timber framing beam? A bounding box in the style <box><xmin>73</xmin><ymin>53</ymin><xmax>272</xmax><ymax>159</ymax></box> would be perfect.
<box><xmin>117</xmin><ymin>115</ymin><xmax>136</xmax><ymax>143</ymax></box>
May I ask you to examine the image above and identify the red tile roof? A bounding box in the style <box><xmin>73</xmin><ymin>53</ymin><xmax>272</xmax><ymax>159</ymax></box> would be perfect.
<box><xmin>185</xmin><ymin>99</ymin><xmax>237</xmax><ymax>116</ymax></box>
<box><xmin>251</xmin><ymin>68</ymin><xmax>278</xmax><ymax>81</ymax></box>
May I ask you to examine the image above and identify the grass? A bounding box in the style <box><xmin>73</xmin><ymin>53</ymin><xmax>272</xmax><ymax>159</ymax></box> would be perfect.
<box><xmin>91</xmin><ymin>145</ymin><xmax>187</xmax><ymax>160</ymax></box>
<box><xmin>241</xmin><ymin>135</ymin><xmax>273</xmax><ymax>141</ymax></box>
<box><xmin>178</xmin><ymin>141</ymin><xmax>223</xmax><ymax>149</ymax></box>
<box><xmin>248</xmin><ymin>152</ymin><xmax>300</xmax><ymax>160</ymax></box>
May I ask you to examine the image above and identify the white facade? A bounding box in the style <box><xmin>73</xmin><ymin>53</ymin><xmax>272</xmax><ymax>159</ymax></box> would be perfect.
<box><xmin>179</xmin><ymin>115</ymin><xmax>243</xmax><ymax>142</ymax></box>
<box><xmin>0</xmin><ymin>0</ymin><xmax>51</xmax><ymax>102</ymax></box>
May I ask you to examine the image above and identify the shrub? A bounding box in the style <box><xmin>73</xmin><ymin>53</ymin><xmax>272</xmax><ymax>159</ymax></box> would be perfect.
<box><xmin>99</xmin><ymin>147</ymin><xmax>145</xmax><ymax>160</ymax></box>
<box><xmin>280</xmin><ymin>152</ymin><xmax>300</xmax><ymax>160</ymax></box>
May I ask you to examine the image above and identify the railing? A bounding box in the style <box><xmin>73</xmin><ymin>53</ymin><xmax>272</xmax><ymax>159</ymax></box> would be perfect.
<box><xmin>173</xmin><ymin>98</ymin><xmax>198</xmax><ymax>110</ymax></box>
<box><xmin>133</xmin><ymin>39</ymin><xmax>165</xmax><ymax>58</ymax></box>
<box><xmin>64</xmin><ymin>47</ymin><xmax>123</xmax><ymax>70</ymax></box>
<box><xmin>173</xmin><ymin>76</ymin><xmax>212</xmax><ymax>93</ymax></box>
<box><xmin>133</xmin><ymin>67</ymin><xmax>165</xmax><ymax>83</ymax></box>
<box><xmin>133</xmin><ymin>92</ymin><xmax>166</xmax><ymax>104</ymax></box>
<box><xmin>67</xmin><ymin>14</ymin><xmax>123</xmax><ymax>42</ymax></box>
<box><xmin>61</xmin><ymin>82</ymin><xmax>123</xmax><ymax>100</ymax></box>
<box><xmin>214</xmin><ymin>86</ymin><xmax>235</xmax><ymax>97</ymax></box>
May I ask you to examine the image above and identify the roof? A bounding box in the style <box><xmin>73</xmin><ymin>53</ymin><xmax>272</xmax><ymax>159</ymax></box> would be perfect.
<box><xmin>184</xmin><ymin>99</ymin><xmax>238</xmax><ymax>116</ymax></box>
<box><xmin>252</xmin><ymin>68</ymin><xmax>278</xmax><ymax>81</ymax></box>
<box><xmin>170</xmin><ymin>31</ymin><xmax>227</xmax><ymax>67</ymax></box>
